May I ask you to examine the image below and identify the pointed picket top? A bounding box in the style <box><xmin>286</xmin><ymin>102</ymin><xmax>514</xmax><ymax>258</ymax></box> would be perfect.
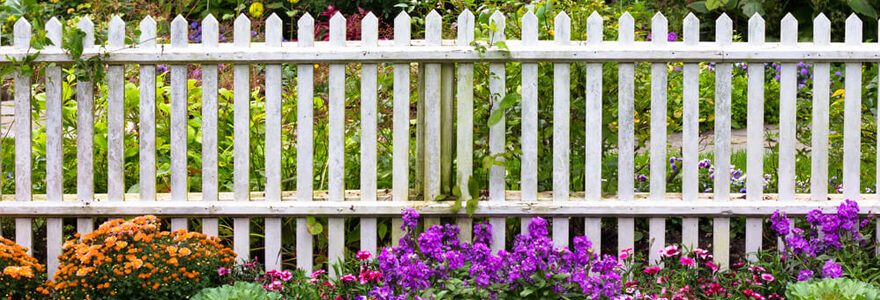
<box><xmin>780</xmin><ymin>13</ymin><xmax>797</xmax><ymax>45</ymax></box>
<box><xmin>298</xmin><ymin>13</ymin><xmax>314</xmax><ymax>47</ymax></box>
<box><xmin>586</xmin><ymin>11</ymin><xmax>602</xmax><ymax>44</ymax></box>
<box><xmin>13</xmin><ymin>18</ymin><xmax>31</xmax><ymax>49</ymax></box>
<box><xmin>171</xmin><ymin>15</ymin><xmax>187</xmax><ymax>47</ymax></box>
<box><xmin>748</xmin><ymin>13</ymin><xmax>764</xmax><ymax>45</ymax></box>
<box><xmin>425</xmin><ymin>10</ymin><xmax>441</xmax><ymax>46</ymax></box>
<box><xmin>202</xmin><ymin>14</ymin><xmax>219</xmax><ymax>47</ymax></box>
<box><xmin>77</xmin><ymin>16</ymin><xmax>94</xmax><ymax>48</ymax></box>
<box><xmin>651</xmin><ymin>12</ymin><xmax>667</xmax><ymax>45</ymax></box>
<box><xmin>108</xmin><ymin>15</ymin><xmax>125</xmax><ymax>49</ymax></box>
<box><xmin>521</xmin><ymin>11</ymin><xmax>538</xmax><ymax>45</ymax></box>
<box><xmin>456</xmin><ymin>9</ymin><xmax>474</xmax><ymax>45</ymax></box>
<box><xmin>46</xmin><ymin>17</ymin><xmax>62</xmax><ymax>50</ymax></box>
<box><xmin>394</xmin><ymin>11</ymin><xmax>411</xmax><ymax>46</ymax></box>
<box><xmin>266</xmin><ymin>13</ymin><xmax>282</xmax><ymax>47</ymax></box>
<box><xmin>361</xmin><ymin>12</ymin><xmax>378</xmax><ymax>48</ymax></box>
<box><xmin>618</xmin><ymin>12</ymin><xmax>633</xmax><ymax>44</ymax></box>
<box><xmin>715</xmin><ymin>13</ymin><xmax>732</xmax><ymax>45</ymax></box>
<box><xmin>845</xmin><ymin>13</ymin><xmax>862</xmax><ymax>45</ymax></box>
<box><xmin>329</xmin><ymin>11</ymin><xmax>345</xmax><ymax>47</ymax></box>
<box><xmin>813</xmin><ymin>13</ymin><xmax>830</xmax><ymax>45</ymax></box>
<box><xmin>683</xmin><ymin>13</ymin><xmax>699</xmax><ymax>45</ymax></box>
<box><xmin>234</xmin><ymin>14</ymin><xmax>250</xmax><ymax>47</ymax></box>
<box><xmin>139</xmin><ymin>16</ymin><xmax>157</xmax><ymax>48</ymax></box>
<box><xmin>554</xmin><ymin>11</ymin><xmax>570</xmax><ymax>44</ymax></box>
<box><xmin>490</xmin><ymin>11</ymin><xmax>506</xmax><ymax>43</ymax></box>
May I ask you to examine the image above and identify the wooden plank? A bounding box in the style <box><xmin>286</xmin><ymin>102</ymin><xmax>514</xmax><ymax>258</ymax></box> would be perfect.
<box><xmin>13</xmin><ymin>18</ymin><xmax>31</xmax><ymax>253</ymax></box>
<box><xmin>714</xmin><ymin>14</ymin><xmax>733</xmax><ymax>269</ymax></box>
<box><xmin>812</xmin><ymin>14</ymin><xmax>830</xmax><ymax>202</ymax></box>
<box><xmin>424</xmin><ymin>11</ymin><xmax>441</xmax><ymax>203</ymax></box>
<box><xmin>455</xmin><ymin>10</ymin><xmax>475</xmax><ymax>243</ymax></box>
<box><xmin>648</xmin><ymin>12</ymin><xmax>668</xmax><ymax>265</ymax></box>
<box><xmin>139</xmin><ymin>16</ymin><xmax>157</xmax><ymax>202</ymax></box>
<box><xmin>681</xmin><ymin>13</ymin><xmax>700</xmax><ymax>250</ymax></box>
<box><xmin>552</xmin><ymin>12</ymin><xmax>571</xmax><ymax>248</ymax></box>
<box><xmin>843</xmin><ymin>15</ymin><xmax>862</xmax><ymax>200</ymax></box>
<box><xmin>440</xmin><ymin>63</ymin><xmax>454</xmax><ymax>195</ymax></box>
<box><xmin>169</xmin><ymin>15</ymin><xmax>188</xmax><ymax>231</ymax></box>
<box><xmin>327</xmin><ymin>12</ymin><xmax>346</xmax><ymax>276</ymax></box>
<box><xmin>360</xmin><ymin>12</ymin><xmax>378</xmax><ymax>255</ymax></box>
<box><xmin>107</xmin><ymin>16</ymin><xmax>125</xmax><ymax>202</ymax></box>
<box><xmin>488</xmin><ymin>11</ymin><xmax>507</xmax><ymax>252</ymax></box>
<box><xmin>415</xmin><ymin>62</ymin><xmax>424</xmax><ymax>197</ymax></box>
<box><xmin>521</xmin><ymin>11</ymin><xmax>538</xmax><ymax>235</ymax></box>
<box><xmin>233</xmin><ymin>14</ymin><xmax>251</xmax><ymax>262</ymax></box>
<box><xmin>201</xmin><ymin>14</ymin><xmax>219</xmax><ymax>238</ymax></box>
<box><xmin>296</xmin><ymin>13</ymin><xmax>315</xmax><ymax>273</ymax></box>
<box><xmin>392</xmin><ymin>11</ymin><xmax>411</xmax><ymax>247</ymax></box>
<box><xmin>264</xmin><ymin>13</ymin><xmax>283</xmax><ymax>271</ymax></box>
<box><xmin>617</xmin><ymin>12</ymin><xmax>635</xmax><ymax>253</ymax></box>
<box><xmin>584</xmin><ymin>11</ymin><xmax>603</xmax><ymax>253</ymax></box>
<box><xmin>778</xmin><ymin>14</ymin><xmax>797</xmax><ymax>201</ymax></box>
<box><xmin>76</xmin><ymin>17</ymin><xmax>95</xmax><ymax>234</ymax></box>
<box><xmin>45</xmin><ymin>17</ymin><xmax>63</xmax><ymax>277</ymax></box>
<box><xmin>745</xmin><ymin>14</ymin><xmax>765</xmax><ymax>260</ymax></box>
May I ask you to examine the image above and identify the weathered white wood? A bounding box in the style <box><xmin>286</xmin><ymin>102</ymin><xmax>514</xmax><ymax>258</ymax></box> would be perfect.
<box><xmin>584</xmin><ymin>11</ymin><xmax>603</xmax><ymax>253</ymax></box>
<box><xmin>521</xmin><ymin>11</ymin><xmax>538</xmax><ymax>234</ymax></box>
<box><xmin>139</xmin><ymin>16</ymin><xmax>157</xmax><ymax>203</ymax></box>
<box><xmin>552</xmin><ymin>12</ymin><xmax>571</xmax><ymax>248</ymax></box>
<box><xmin>745</xmin><ymin>13</ymin><xmax>765</xmax><ymax>260</ymax></box>
<box><xmin>45</xmin><ymin>17</ymin><xmax>63</xmax><ymax>277</ymax></box>
<box><xmin>327</xmin><ymin>12</ymin><xmax>346</xmax><ymax>276</ymax></box>
<box><xmin>779</xmin><ymin>14</ymin><xmax>797</xmax><ymax>201</ymax></box>
<box><xmin>681</xmin><ymin>13</ymin><xmax>700</xmax><ymax>251</ymax></box>
<box><xmin>359</xmin><ymin>12</ymin><xmax>378</xmax><ymax>256</ymax></box>
<box><xmin>169</xmin><ymin>15</ymin><xmax>188</xmax><ymax>231</ymax></box>
<box><xmin>617</xmin><ymin>12</ymin><xmax>635</xmax><ymax>254</ymax></box>
<box><xmin>877</xmin><ymin>18</ymin><xmax>880</xmax><ymax>257</ymax></box>
<box><xmin>13</xmin><ymin>18</ymin><xmax>31</xmax><ymax>254</ymax></box>
<box><xmin>393</xmin><ymin>12</ymin><xmax>411</xmax><ymax>203</ymax></box>
<box><xmin>843</xmin><ymin>14</ymin><xmax>862</xmax><ymax>200</ymax></box>
<box><xmin>233</xmin><ymin>14</ymin><xmax>251</xmax><ymax>262</ymax></box>
<box><xmin>455</xmin><ymin>10</ymin><xmax>475</xmax><ymax>242</ymax></box>
<box><xmin>714</xmin><ymin>14</ymin><xmax>733</xmax><ymax>269</ymax></box>
<box><xmin>488</xmin><ymin>11</ymin><xmax>506</xmax><ymax>252</ymax></box>
<box><xmin>107</xmin><ymin>16</ymin><xmax>125</xmax><ymax>202</ymax></box>
<box><xmin>264</xmin><ymin>13</ymin><xmax>283</xmax><ymax>271</ymax></box>
<box><xmin>296</xmin><ymin>13</ymin><xmax>315</xmax><ymax>273</ymax></box>
<box><xmin>812</xmin><ymin>14</ymin><xmax>830</xmax><ymax>202</ymax></box>
<box><xmin>648</xmin><ymin>12</ymin><xmax>667</xmax><ymax>265</ymax></box>
<box><xmin>424</xmin><ymin>11</ymin><xmax>442</xmax><ymax>204</ymax></box>
<box><xmin>201</xmin><ymin>14</ymin><xmax>219</xmax><ymax>238</ymax></box>
<box><xmin>76</xmin><ymin>17</ymin><xmax>95</xmax><ymax>235</ymax></box>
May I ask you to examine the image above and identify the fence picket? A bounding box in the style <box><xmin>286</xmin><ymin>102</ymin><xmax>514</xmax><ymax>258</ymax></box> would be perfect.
<box><xmin>233</xmin><ymin>14</ymin><xmax>251</xmax><ymax>262</ymax></box>
<box><xmin>681</xmin><ymin>13</ymin><xmax>700</xmax><ymax>251</ymax></box>
<box><xmin>170</xmin><ymin>15</ymin><xmax>188</xmax><ymax>231</ymax></box>
<box><xmin>521</xmin><ymin>11</ymin><xmax>538</xmax><ymax>234</ymax></box>
<box><xmin>779</xmin><ymin>14</ymin><xmax>797</xmax><ymax>201</ymax></box>
<box><xmin>488</xmin><ymin>11</ymin><xmax>507</xmax><ymax>252</ymax></box>
<box><xmin>843</xmin><ymin>15</ymin><xmax>862</xmax><ymax>201</ymax></box>
<box><xmin>201</xmin><ymin>14</ymin><xmax>220</xmax><ymax>237</ymax></box>
<box><xmin>584</xmin><ymin>11</ymin><xmax>603</xmax><ymax>253</ymax></box>
<box><xmin>552</xmin><ymin>12</ymin><xmax>571</xmax><ymax>248</ymax></box>
<box><xmin>107</xmin><ymin>16</ymin><xmax>125</xmax><ymax>203</ymax></box>
<box><xmin>648</xmin><ymin>12</ymin><xmax>667</xmax><ymax>265</ymax></box>
<box><xmin>296</xmin><ymin>13</ymin><xmax>315</xmax><ymax>272</ymax></box>
<box><xmin>456</xmin><ymin>10</ymin><xmax>475</xmax><ymax>243</ymax></box>
<box><xmin>76</xmin><ymin>17</ymin><xmax>95</xmax><ymax>234</ymax></box>
<box><xmin>45</xmin><ymin>17</ymin><xmax>63</xmax><ymax>277</ymax></box>
<box><xmin>714</xmin><ymin>14</ymin><xmax>733</xmax><ymax>269</ymax></box>
<box><xmin>264</xmin><ymin>13</ymin><xmax>283</xmax><ymax>271</ymax></box>
<box><xmin>744</xmin><ymin>13</ymin><xmax>765</xmax><ymax>261</ymax></box>
<box><xmin>812</xmin><ymin>15</ymin><xmax>830</xmax><ymax>202</ymax></box>
<box><xmin>391</xmin><ymin>12</ymin><xmax>411</xmax><ymax>244</ymax></box>
<box><xmin>139</xmin><ymin>16</ymin><xmax>157</xmax><ymax>203</ymax></box>
<box><xmin>327</xmin><ymin>12</ymin><xmax>346</xmax><ymax>276</ymax></box>
<box><xmin>424</xmin><ymin>11</ymin><xmax>441</xmax><ymax>205</ymax></box>
<box><xmin>360</xmin><ymin>12</ymin><xmax>379</xmax><ymax>255</ymax></box>
<box><xmin>617</xmin><ymin>12</ymin><xmax>634</xmax><ymax>254</ymax></box>
<box><xmin>13</xmin><ymin>18</ymin><xmax>31</xmax><ymax>254</ymax></box>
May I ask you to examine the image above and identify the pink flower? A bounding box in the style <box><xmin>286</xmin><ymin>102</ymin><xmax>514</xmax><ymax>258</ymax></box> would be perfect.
<box><xmin>706</xmin><ymin>260</ymin><xmax>719</xmax><ymax>272</ymax></box>
<box><xmin>619</xmin><ymin>252</ymin><xmax>630</xmax><ymax>260</ymax></box>
<box><xmin>693</xmin><ymin>248</ymin><xmax>709</xmax><ymax>259</ymax></box>
<box><xmin>761</xmin><ymin>273</ymin><xmax>774</xmax><ymax>282</ymax></box>
<box><xmin>310</xmin><ymin>269</ymin><xmax>326</xmax><ymax>278</ymax></box>
<box><xmin>264</xmin><ymin>280</ymin><xmax>283</xmax><ymax>291</ymax></box>
<box><xmin>644</xmin><ymin>266</ymin><xmax>662</xmax><ymax>274</ymax></box>
<box><xmin>659</xmin><ymin>245</ymin><xmax>680</xmax><ymax>257</ymax></box>
<box><xmin>680</xmin><ymin>257</ymin><xmax>695</xmax><ymax>266</ymax></box>
<box><xmin>217</xmin><ymin>267</ymin><xmax>230</xmax><ymax>276</ymax></box>
<box><xmin>340</xmin><ymin>274</ymin><xmax>356</xmax><ymax>282</ymax></box>
<box><xmin>356</xmin><ymin>250</ymin><xmax>372</xmax><ymax>261</ymax></box>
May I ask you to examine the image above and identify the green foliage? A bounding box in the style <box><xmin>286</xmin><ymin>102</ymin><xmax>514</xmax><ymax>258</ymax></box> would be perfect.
<box><xmin>786</xmin><ymin>278</ymin><xmax>880</xmax><ymax>300</ymax></box>
<box><xmin>191</xmin><ymin>282</ymin><xmax>283</xmax><ymax>300</ymax></box>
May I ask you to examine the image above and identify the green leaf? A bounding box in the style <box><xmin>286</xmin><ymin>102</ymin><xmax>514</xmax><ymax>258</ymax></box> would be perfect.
<box><xmin>705</xmin><ymin>0</ymin><xmax>729</xmax><ymax>10</ymax></box>
<box><xmin>494</xmin><ymin>40</ymin><xmax>509</xmax><ymax>51</ymax></box>
<box><xmin>487</xmin><ymin>109</ymin><xmax>504</xmax><ymax>127</ymax></box>
<box><xmin>741</xmin><ymin>1</ymin><xmax>764</xmax><ymax>17</ymax></box>
<box><xmin>848</xmin><ymin>0</ymin><xmax>878</xmax><ymax>19</ymax></box>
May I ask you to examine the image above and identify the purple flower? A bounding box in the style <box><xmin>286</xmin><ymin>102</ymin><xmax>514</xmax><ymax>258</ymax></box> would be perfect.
<box><xmin>835</xmin><ymin>71</ymin><xmax>842</xmax><ymax>77</ymax></box>
<box><xmin>667</xmin><ymin>32</ymin><xmax>678</xmax><ymax>42</ymax></box>
<box><xmin>822</xmin><ymin>259</ymin><xmax>843</xmax><ymax>278</ymax></box>
<box><xmin>797</xmin><ymin>269</ymin><xmax>814</xmax><ymax>281</ymax></box>
<box><xmin>401</xmin><ymin>208</ymin><xmax>419</xmax><ymax>231</ymax></box>
<box><xmin>770</xmin><ymin>210</ymin><xmax>790</xmax><ymax>236</ymax></box>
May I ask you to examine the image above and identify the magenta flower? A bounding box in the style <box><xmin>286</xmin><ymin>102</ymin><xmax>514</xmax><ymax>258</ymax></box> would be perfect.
<box><xmin>644</xmin><ymin>266</ymin><xmax>661</xmax><ymax>274</ymax></box>
<box><xmin>679</xmin><ymin>257</ymin><xmax>695</xmax><ymax>266</ymax></box>
<box><xmin>356</xmin><ymin>250</ymin><xmax>372</xmax><ymax>261</ymax></box>
<box><xmin>761</xmin><ymin>273</ymin><xmax>775</xmax><ymax>282</ymax></box>
<box><xmin>217</xmin><ymin>267</ymin><xmax>230</xmax><ymax>276</ymax></box>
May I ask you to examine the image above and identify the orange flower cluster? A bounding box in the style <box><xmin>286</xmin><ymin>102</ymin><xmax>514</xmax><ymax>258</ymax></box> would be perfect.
<box><xmin>53</xmin><ymin>215</ymin><xmax>236</xmax><ymax>299</ymax></box>
<box><xmin>0</xmin><ymin>237</ymin><xmax>49</xmax><ymax>299</ymax></box>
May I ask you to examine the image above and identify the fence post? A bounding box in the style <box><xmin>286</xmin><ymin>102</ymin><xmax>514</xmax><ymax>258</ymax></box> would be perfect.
<box><xmin>232</xmin><ymin>14</ymin><xmax>251</xmax><ymax>263</ymax></box>
<box><xmin>680</xmin><ymin>13</ymin><xmax>700</xmax><ymax>252</ymax></box>
<box><xmin>169</xmin><ymin>15</ymin><xmax>188</xmax><ymax>231</ymax></box>
<box><xmin>264</xmin><ymin>13</ymin><xmax>284</xmax><ymax>271</ymax></box>
<box><xmin>455</xmin><ymin>10</ymin><xmax>475</xmax><ymax>243</ymax></box>
<box><xmin>13</xmin><ymin>17</ymin><xmax>32</xmax><ymax>255</ymax></box>
<box><xmin>45</xmin><ymin>16</ymin><xmax>64</xmax><ymax>278</ymax></box>
<box><xmin>713</xmin><ymin>13</ymin><xmax>733</xmax><ymax>269</ymax></box>
<box><xmin>552</xmin><ymin>11</ymin><xmax>571</xmax><ymax>248</ymax></box>
<box><xmin>391</xmin><ymin>11</ymin><xmax>411</xmax><ymax>246</ymax></box>
<box><xmin>75</xmin><ymin>17</ymin><xmax>95</xmax><ymax>235</ymax></box>
<box><xmin>295</xmin><ymin>13</ymin><xmax>315</xmax><ymax>273</ymax></box>
<box><xmin>648</xmin><ymin>12</ymin><xmax>668</xmax><ymax>266</ymax></box>
<box><xmin>744</xmin><ymin>13</ymin><xmax>765</xmax><ymax>261</ymax></box>
<box><xmin>201</xmin><ymin>14</ymin><xmax>220</xmax><ymax>238</ymax></box>
<box><xmin>327</xmin><ymin>12</ymin><xmax>346</xmax><ymax>277</ymax></box>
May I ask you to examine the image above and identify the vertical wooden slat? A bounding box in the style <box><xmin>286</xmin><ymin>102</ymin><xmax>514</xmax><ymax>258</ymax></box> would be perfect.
<box><xmin>552</xmin><ymin>12</ymin><xmax>571</xmax><ymax>248</ymax></box>
<box><xmin>415</xmin><ymin>62</ymin><xmax>425</xmax><ymax>198</ymax></box>
<box><xmin>45</xmin><ymin>17</ymin><xmax>63</xmax><ymax>277</ymax></box>
<box><xmin>360</xmin><ymin>12</ymin><xmax>378</xmax><ymax>255</ymax></box>
<box><xmin>714</xmin><ymin>14</ymin><xmax>733</xmax><ymax>269</ymax></box>
<box><xmin>488</xmin><ymin>11</ymin><xmax>506</xmax><ymax>251</ymax></box>
<box><xmin>424</xmin><ymin>10</ymin><xmax>441</xmax><ymax>204</ymax></box>
<box><xmin>520</xmin><ymin>11</ymin><xmax>538</xmax><ymax>234</ymax></box>
<box><xmin>391</xmin><ymin>11</ymin><xmax>411</xmax><ymax>244</ymax></box>
<box><xmin>681</xmin><ymin>13</ymin><xmax>700</xmax><ymax>251</ymax></box>
<box><xmin>139</xmin><ymin>16</ymin><xmax>157</xmax><ymax>203</ymax></box>
<box><xmin>584</xmin><ymin>12</ymin><xmax>603</xmax><ymax>253</ymax></box>
<box><xmin>745</xmin><ymin>13</ymin><xmax>765</xmax><ymax>261</ymax></box>
<box><xmin>264</xmin><ymin>13</ymin><xmax>283</xmax><ymax>271</ymax></box>
<box><xmin>200</xmin><ymin>14</ymin><xmax>219</xmax><ymax>237</ymax></box>
<box><xmin>617</xmin><ymin>12</ymin><xmax>635</xmax><ymax>254</ymax></box>
<box><xmin>440</xmin><ymin>63</ymin><xmax>454</xmax><ymax>195</ymax></box>
<box><xmin>13</xmin><ymin>18</ymin><xmax>32</xmax><ymax>254</ymax></box>
<box><xmin>327</xmin><ymin>12</ymin><xmax>346</xmax><ymax>276</ymax></box>
<box><xmin>843</xmin><ymin>14</ymin><xmax>862</xmax><ymax>200</ymax></box>
<box><xmin>456</xmin><ymin>10</ymin><xmax>475</xmax><ymax>243</ymax></box>
<box><xmin>295</xmin><ymin>13</ymin><xmax>315</xmax><ymax>272</ymax></box>
<box><xmin>812</xmin><ymin>14</ymin><xmax>830</xmax><ymax>202</ymax></box>
<box><xmin>233</xmin><ymin>14</ymin><xmax>251</xmax><ymax>262</ymax></box>
<box><xmin>648</xmin><ymin>12</ymin><xmax>667</xmax><ymax>265</ymax></box>
<box><xmin>76</xmin><ymin>17</ymin><xmax>95</xmax><ymax>235</ymax></box>
<box><xmin>778</xmin><ymin>14</ymin><xmax>797</xmax><ymax>201</ymax></box>
<box><xmin>107</xmin><ymin>16</ymin><xmax>125</xmax><ymax>203</ymax></box>
<box><xmin>169</xmin><ymin>15</ymin><xmax>188</xmax><ymax>231</ymax></box>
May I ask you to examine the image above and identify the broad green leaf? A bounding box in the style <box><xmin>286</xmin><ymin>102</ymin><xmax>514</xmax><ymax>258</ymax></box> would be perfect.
<box><xmin>848</xmin><ymin>0</ymin><xmax>878</xmax><ymax>19</ymax></box>
<box><xmin>705</xmin><ymin>0</ymin><xmax>729</xmax><ymax>10</ymax></box>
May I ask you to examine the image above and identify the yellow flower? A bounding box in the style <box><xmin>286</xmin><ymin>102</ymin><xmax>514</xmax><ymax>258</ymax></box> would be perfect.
<box><xmin>249</xmin><ymin>2</ymin><xmax>264</xmax><ymax>18</ymax></box>
<box><xmin>6</xmin><ymin>15</ymin><xmax>17</xmax><ymax>23</ymax></box>
<box><xmin>289</xmin><ymin>0</ymin><xmax>299</xmax><ymax>3</ymax></box>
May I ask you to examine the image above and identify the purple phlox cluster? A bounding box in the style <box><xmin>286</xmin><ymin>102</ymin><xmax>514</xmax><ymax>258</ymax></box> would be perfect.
<box><xmin>822</xmin><ymin>259</ymin><xmax>843</xmax><ymax>278</ymax></box>
<box><xmin>189</xmin><ymin>21</ymin><xmax>202</xmax><ymax>43</ymax></box>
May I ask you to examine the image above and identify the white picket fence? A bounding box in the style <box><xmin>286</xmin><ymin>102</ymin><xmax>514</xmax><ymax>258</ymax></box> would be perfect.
<box><xmin>0</xmin><ymin>10</ymin><xmax>878</xmax><ymax>278</ymax></box>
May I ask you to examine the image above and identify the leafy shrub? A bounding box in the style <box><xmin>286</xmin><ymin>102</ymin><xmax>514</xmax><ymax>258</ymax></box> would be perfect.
<box><xmin>191</xmin><ymin>281</ymin><xmax>283</xmax><ymax>300</ymax></box>
<box><xmin>53</xmin><ymin>215</ymin><xmax>236</xmax><ymax>299</ymax></box>
<box><xmin>786</xmin><ymin>278</ymin><xmax>880</xmax><ymax>300</ymax></box>
<box><xmin>0</xmin><ymin>237</ymin><xmax>49</xmax><ymax>299</ymax></box>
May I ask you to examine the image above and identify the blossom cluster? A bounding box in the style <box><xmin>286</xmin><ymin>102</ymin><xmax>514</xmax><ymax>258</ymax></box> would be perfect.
<box><xmin>0</xmin><ymin>237</ymin><xmax>49</xmax><ymax>299</ymax></box>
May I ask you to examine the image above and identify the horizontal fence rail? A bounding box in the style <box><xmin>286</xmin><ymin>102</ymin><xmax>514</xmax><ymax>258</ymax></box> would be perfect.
<box><xmin>0</xmin><ymin>9</ymin><xmax>878</xmax><ymax>278</ymax></box>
